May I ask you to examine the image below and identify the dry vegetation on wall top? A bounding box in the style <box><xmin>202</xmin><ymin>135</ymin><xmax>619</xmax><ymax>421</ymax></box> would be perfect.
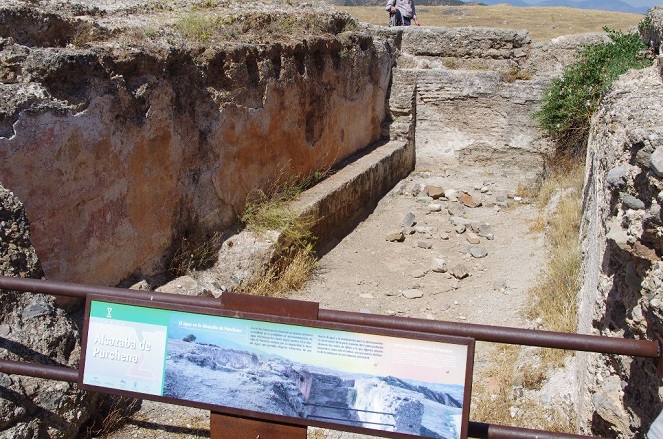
<box><xmin>52</xmin><ymin>0</ymin><xmax>360</xmax><ymax>48</ymax></box>
<box><xmin>339</xmin><ymin>4</ymin><xmax>644</xmax><ymax>41</ymax></box>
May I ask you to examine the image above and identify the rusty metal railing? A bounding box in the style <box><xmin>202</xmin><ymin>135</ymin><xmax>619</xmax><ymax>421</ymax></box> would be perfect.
<box><xmin>2</xmin><ymin>275</ymin><xmax>656</xmax><ymax>439</ymax></box>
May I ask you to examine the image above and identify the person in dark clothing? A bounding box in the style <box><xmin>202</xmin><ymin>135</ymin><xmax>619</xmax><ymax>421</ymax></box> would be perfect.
<box><xmin>386</xmin><ymin>0</ymin><xmax>420</xmax><ymax>27</ymax></box>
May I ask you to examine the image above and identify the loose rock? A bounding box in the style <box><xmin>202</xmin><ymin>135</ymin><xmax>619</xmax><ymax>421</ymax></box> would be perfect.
<box><xmin>460</xmin><ymin>192</ymin><xmax>482</xmax><ymax>208</ymax></box>
<box><xmin>386</xmin><ymin>230</ymin><xmax>405</xmax><ymax>242</ymax></box>
<box><xmin>445</xmin><ymin>188</ymin><xmax>458</xmax><ymax>200</ymax></box>
<box><xmin>431</xmin><ymin>257</ymin><xmax>448</xmax><ymax>273</ymax></box>
<box><xmin>403</xmin><ymin>211</ymin><xmax>416</xmax><ymax>228</ymax></box>
<box><xmin>448</xmin><ymin>202</ymin><xmax>466</xmax><ymax>216</ymax></box>
<box><xmin>427</xmin><ymin>185</ymin><xmax>445</xmax><ymax>199</ymax></box>
<box><xmin>412</xmin><ymin>269</ymin><xmax>427</xmax><ymax>278</ymax></box>
<box><xmin>450</xmin><ymin>264</ymin><xmax>470</xmax><ymax>279</ymax></box>
<box><xmin>402</xmin><ymin>289</ymin><xmax>424</xmax><ymax>299</ymax></box>
<box><xmin>470</xmin><ymin>246</ymin><xmax>489</xmax><ymax>258</ymax></box>
<box><xmin>466</xmin><ymin>232</ymin><xmax>481</xmax><ymax>244</ymax></box>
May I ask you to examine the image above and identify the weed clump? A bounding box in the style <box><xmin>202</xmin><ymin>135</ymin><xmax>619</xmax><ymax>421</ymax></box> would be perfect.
<box><xmin>169</xmin><ymin>232</ymin><xmax>222</xmax><ymax>277</ymax></box>
<box><xmin>240</xmin><ymin>170</ymin><xmax>327</xmax><ymax>296</ymax></box>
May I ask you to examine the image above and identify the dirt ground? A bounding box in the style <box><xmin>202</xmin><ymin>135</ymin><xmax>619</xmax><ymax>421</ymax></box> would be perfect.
<box><xmin>101</xmin><ymin>164</ymin><xmax>545</xmax><ymax>439</ymax></box>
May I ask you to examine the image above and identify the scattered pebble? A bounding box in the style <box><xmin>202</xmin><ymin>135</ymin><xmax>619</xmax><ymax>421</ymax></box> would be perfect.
<box><xmin>412</xmin><ymin>269</ymin><xmax>427</xmax><ymax>278</ymax></box>
<box><xmin>451</xmin><ymin>264</ymin><xmax>469</xmax><ymax>279</ymax></box>
<box><xmin>386</xmin><ymin>230</ymin><xmax>405</xmax><ymax>242</ymax></box>
<box><xmin>403</xmin><ymin>211</ymin><xmax>416</xmax><ymax>228</ymax></box>
<box><xmin>466</xmin><ymin>232</ymin><xmax>480</xmax><ymax>244</ymax></box>
<box><xmin>431</xmin><ymin>257</ymin><xmax>447</xmax><ymax>273</ymax></box>
<box><xmin>417</xmin><ymin>241</ymin><xmax>433</xmax><ymax>249</ymax></box>
<box><xmin>470</xmin><ymin>246</ymin><xmax>488</xmax><ymax>258</ymax></box>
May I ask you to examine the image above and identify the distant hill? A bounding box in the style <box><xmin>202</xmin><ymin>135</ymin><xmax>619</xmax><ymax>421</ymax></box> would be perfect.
<box><xmin>334</xmin><ymin>0</ymin><xmax>651</xmax><ymax>13</ymax></box>
<box><xmin>329</xmin><ymin>0</ymin><xmax>468</xmax><ymax>5</ymax></box>
<box><xmin>476</xmin><ymin>0</ymin><xmax>650</xmax><ymax>13</ymax></box>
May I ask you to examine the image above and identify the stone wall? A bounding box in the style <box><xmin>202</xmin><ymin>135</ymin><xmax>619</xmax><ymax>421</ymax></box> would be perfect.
<box><xmin>376</xmin><ymin>25</ymin><xmax>605</xmax><ymax>180</ymax></box>
<box><xmin>641</xmin><ymin>6</ymin><xmax>663</xmax><ymax>55</ymax></box>
<box><xmin>577</xmin><ymin>58</ymin><xmax>663</xmax><ymax>437</ymax></box>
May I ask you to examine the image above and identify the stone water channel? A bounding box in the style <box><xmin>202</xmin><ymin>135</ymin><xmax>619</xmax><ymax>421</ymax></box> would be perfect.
<box><xmin>106</xmin><ymin>20</ymin><xmax>601</xmax><ymax>439</ymax></box>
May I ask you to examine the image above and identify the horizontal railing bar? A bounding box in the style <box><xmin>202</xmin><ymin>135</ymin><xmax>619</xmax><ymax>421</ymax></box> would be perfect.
<box><xmin>2</xmin><ymin>276</ymin><xmax>659</xmax><ymax>358</ymax></box>
<box><xmin>468</xmin><ymin>422</ymin><xmax>600</xmax><ymax>439</ymax></box>
<box><xmin>0</xmin><ymin>275</ymin><xmax>221</xmax><ymax>308</ymax></box>
<box><xmin>0</xmin><ymin>358</ymin><xmax>78</xmax><ymax>382</ymax></box>
<box><xmin>317</xmin><ymin>309</ymin><xmax>660</xmax><ymax>359</ymax></box>
<box><xmin>2</xmin><ymin>276</ymin><xmax>658</xmax><ymax>359</ymax></box>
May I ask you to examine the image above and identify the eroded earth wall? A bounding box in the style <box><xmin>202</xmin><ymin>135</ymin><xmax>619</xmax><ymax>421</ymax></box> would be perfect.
<box><xmin>577</xmin><ymin>9</ymin><xmax>663</xmax><ymax>436</ymax></box>
<box><xmin>0</xmin><ymin>1</ymin><xmax>392</xmax><ymax>287</ymax></box>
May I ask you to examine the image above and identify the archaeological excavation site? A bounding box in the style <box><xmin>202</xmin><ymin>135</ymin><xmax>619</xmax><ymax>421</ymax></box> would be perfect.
<box><xmin>1</xmin><ymin>0</ymin><xmax>663</xmax><ymax>438</ymax></box>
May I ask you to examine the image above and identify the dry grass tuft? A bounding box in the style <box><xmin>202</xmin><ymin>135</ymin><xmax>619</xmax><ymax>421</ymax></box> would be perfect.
<box><xmin>239</xmin><ymin>168</ymin><xmax>328</xmax><ymax>297</ymax></box>
<box><xmin>84</xmin><ymin>396</ymin><xmax>141</xmax><ymax>437</ymax></box>
<box><xmin>500</xmin><ymin>65</ymin><xmax>533</xmax><ymax>83</ymax></box>
<box><xmin>471</xmin><ymin>344</ymin><xmax>575</xmax><ymax>432</ymax></box>
<box><xmin>472</xmin><ymin>162</ymin><xmax>584</xmax><ymax>431</ymax></box>
<box><xmin>471</xmin><ymin>344</ymin><xmax>521</xmax><ymax>425</ymax></box>
<box><xmin>169</xmin><ymin>232</ymin><xmax>223</xmax><ymax>277</ymax></box>
<box><xmin>527</xmin><ymin>163</ymin><xmax>584</xmax><ymax>337</ymax></box>
<box><xmin>243</xmin><ymin>248</ymin><xmax>317</xmax><ymax>297</ymax></box>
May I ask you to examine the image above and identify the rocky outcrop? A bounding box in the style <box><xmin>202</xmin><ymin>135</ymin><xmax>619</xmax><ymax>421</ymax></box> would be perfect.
<box><xmin>641</xmin><ymin>6</ymin><xmax>663</xmax><ymax>55</ymax></box>
<box><xmin>0</xmin><ymin>184</ymin><xmax>99</xmax><ymax>438</ymax></box>
<box><xmin>577</xmin><ymin>60</ymin><xmax>663</xmax><ymax>437</ymax></box>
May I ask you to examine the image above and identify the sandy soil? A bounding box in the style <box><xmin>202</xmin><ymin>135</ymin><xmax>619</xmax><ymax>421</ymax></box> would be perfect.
<box><xmin>100</xmin><ymin>165</ymin><xmax>545</xmax><ymax>439</ymax></box>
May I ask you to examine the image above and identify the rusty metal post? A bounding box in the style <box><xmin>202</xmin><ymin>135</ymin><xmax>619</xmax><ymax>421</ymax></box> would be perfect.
<box><xmin>210</xmin><ymin>413</ymin><xmax>307</xmax><ymax>439</ymax></box>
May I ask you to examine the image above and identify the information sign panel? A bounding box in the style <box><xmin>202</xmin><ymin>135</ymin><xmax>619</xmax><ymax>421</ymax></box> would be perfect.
<box><xmin>80</xmin><ymin>296</ymin><xmax>474</xmax><ymax>439</ymax></box>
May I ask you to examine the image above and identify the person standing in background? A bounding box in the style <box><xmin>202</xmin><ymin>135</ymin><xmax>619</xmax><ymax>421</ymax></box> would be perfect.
<box><xmin>386</xmin><ymin>0</ymin><xmax>420</xmax><ymax>27</ymax></box>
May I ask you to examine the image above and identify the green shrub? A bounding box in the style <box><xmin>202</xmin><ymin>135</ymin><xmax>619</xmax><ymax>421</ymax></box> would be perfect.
<box><xmin>534</xmin><ymin>27</ymin><xmax>652</xmax><ymax>158</ymax></box>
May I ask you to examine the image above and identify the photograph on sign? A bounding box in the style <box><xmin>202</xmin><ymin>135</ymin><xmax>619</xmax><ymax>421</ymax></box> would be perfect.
<box><xmin>81</xmin><ymin>299</ymin><xmax>473</xmax><ymax>439</ymax></box>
